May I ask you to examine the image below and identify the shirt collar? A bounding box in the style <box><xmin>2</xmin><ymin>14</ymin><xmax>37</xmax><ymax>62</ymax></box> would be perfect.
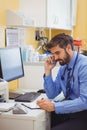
<box><xmin>67</xmin><ymin>51</ymin><xmax>78</xmax><ymax>69</ymax></box>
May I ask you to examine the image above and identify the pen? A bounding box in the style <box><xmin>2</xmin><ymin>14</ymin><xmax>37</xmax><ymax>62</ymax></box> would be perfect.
<box><xmin>21</xmin><ymin>103</ymin><xmax>41</xmax><ymax>110</ymax></box>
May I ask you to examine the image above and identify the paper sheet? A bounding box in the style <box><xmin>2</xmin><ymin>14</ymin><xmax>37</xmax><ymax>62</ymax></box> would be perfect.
<box><xmin>0</xmin><ymin>103</ymin><xmax>16</xmax><ymax>112</ymax></box>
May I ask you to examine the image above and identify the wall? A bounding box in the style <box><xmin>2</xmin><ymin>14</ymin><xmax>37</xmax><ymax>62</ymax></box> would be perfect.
<box><xmin>0</xmin><ymin>0</ymin><xmax>87</xmax><ymax>91</ymax></box>
<box><xmin>0</xmin><ymin>0</ymin><xmax>19</xmax><ymax>25</ymax></box>
<box><xmin>73</xmin><ymin>0</ymin><xmax>87</xmax><ymax>39</ymax></box>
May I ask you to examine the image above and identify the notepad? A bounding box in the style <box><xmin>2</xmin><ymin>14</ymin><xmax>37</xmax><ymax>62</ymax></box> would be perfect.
<box><xmin>0</xmin><ymin>103</ymin><xmax>15</xmax><ymax>112</ymax></box>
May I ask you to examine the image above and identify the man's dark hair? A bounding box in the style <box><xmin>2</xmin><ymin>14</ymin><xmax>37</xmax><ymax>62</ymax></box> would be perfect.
<box><xmin>46</xmin><ymin>33</ymin><xmax>74</xmax><ymax>50</ymax></box>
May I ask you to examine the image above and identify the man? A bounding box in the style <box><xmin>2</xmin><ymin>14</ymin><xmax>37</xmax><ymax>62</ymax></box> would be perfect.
<box><xmin>37</xmin><ymin>33</ymin><xmax>87</xmax><ymax>130</ymax></box>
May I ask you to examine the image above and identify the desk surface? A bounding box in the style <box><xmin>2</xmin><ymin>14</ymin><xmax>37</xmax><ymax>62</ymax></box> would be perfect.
<box><xmin>0</xmin><ymin>92</ymin><xmax>50</xmax><ymax>130</ymax></box>
<box><xmin>0</xmin><ymin>93</ymin><xmax>48</xmax><ymax>120</ymax></box>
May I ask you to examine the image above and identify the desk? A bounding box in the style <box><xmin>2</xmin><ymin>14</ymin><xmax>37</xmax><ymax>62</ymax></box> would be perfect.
<box><xmin>0</xmin><ymin>108</ymin><xmax>50</xmax><ymax>130</ymax></box>
<box><xmin>0</xmin><ymin>94</ymin><xmax>50</xmax><ymax>130</ymax></box>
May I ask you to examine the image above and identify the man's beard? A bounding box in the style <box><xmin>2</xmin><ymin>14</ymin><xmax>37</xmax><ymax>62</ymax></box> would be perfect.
<box><xmin>58</xmin><ymin>51</ymin><xmax>70</xmax><ymax>66</ymax></box>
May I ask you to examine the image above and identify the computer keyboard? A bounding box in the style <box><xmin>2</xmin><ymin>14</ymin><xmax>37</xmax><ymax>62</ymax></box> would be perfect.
<box><xmin>15</xmin><ymin>92</ymin><xmax>41</xmax><ymax>102</ymax></box>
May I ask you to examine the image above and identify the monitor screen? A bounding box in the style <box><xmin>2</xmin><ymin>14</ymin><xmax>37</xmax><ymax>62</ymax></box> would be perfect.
<box><xmin>0</xmin><ymin>47</ymin><xmax>24</xmax><ymax>81</ymax></box>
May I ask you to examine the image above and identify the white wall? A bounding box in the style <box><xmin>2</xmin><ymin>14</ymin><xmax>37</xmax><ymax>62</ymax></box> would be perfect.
<box><xmin>18</xmin><ymin>63</ymin><xmax>60</xmax><ymax>91</ymax></box>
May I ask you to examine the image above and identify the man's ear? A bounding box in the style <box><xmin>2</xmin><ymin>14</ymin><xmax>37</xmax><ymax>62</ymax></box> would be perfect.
<box><xmin>66</xmin><ymin>44</ymin><xmax>71</xmax><ymax>52</ymax></box>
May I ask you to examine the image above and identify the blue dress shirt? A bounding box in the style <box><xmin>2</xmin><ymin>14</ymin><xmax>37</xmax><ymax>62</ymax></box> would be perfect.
<box><xmin>44</xmin><ymin>51</ymin><xmax>87</xmax><ymax>114</ymax></box>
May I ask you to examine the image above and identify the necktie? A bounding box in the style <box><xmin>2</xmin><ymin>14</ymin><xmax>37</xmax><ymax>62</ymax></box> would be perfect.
<box><xmin>66</xmin><ymin>67</ymin><xmax>72</xmax><ymax>99</ymax></box>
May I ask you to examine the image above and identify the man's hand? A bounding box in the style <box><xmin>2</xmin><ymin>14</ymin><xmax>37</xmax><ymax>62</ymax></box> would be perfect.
<box><xmin>37</xmin><ymin>98</ymin><xmax>55</xmax><ymax>112</ymax></box>
<box><xmin>44</xmin><ymin>56</ymin><xmax>57</xmax><ymax>76</ymax></box>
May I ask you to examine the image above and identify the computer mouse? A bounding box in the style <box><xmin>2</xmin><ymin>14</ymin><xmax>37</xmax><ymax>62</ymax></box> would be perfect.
<box><xmin>37</xmin><ymin>89</ymin><xmax>46</xmax><ymax>93</ymax></box>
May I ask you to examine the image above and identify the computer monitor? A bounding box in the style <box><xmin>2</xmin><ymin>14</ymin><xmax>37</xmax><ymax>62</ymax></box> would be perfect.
<box><xmin>0</xmin><ymin>47</ymin><xmax>24</xmax><ymax>82</ymax></box>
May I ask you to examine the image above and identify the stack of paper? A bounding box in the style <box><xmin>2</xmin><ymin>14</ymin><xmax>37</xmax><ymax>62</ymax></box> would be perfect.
<box><xmin>0</xmin><ymin>103</ymin><xmax>15</xmax><ymax>112</ymax></box>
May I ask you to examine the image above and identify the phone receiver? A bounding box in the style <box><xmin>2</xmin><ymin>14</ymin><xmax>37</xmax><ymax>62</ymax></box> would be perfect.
<box><xmin>52</xmin><ymin>59</ymin><xmax>57</xmax><ymax>64</ymax></box>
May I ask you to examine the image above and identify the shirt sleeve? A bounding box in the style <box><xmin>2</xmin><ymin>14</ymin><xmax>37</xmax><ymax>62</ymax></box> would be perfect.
<box><xmin>43</xmin><ymin>68</ymin><xmax>62</xmax><ymax>99</ymax></box>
